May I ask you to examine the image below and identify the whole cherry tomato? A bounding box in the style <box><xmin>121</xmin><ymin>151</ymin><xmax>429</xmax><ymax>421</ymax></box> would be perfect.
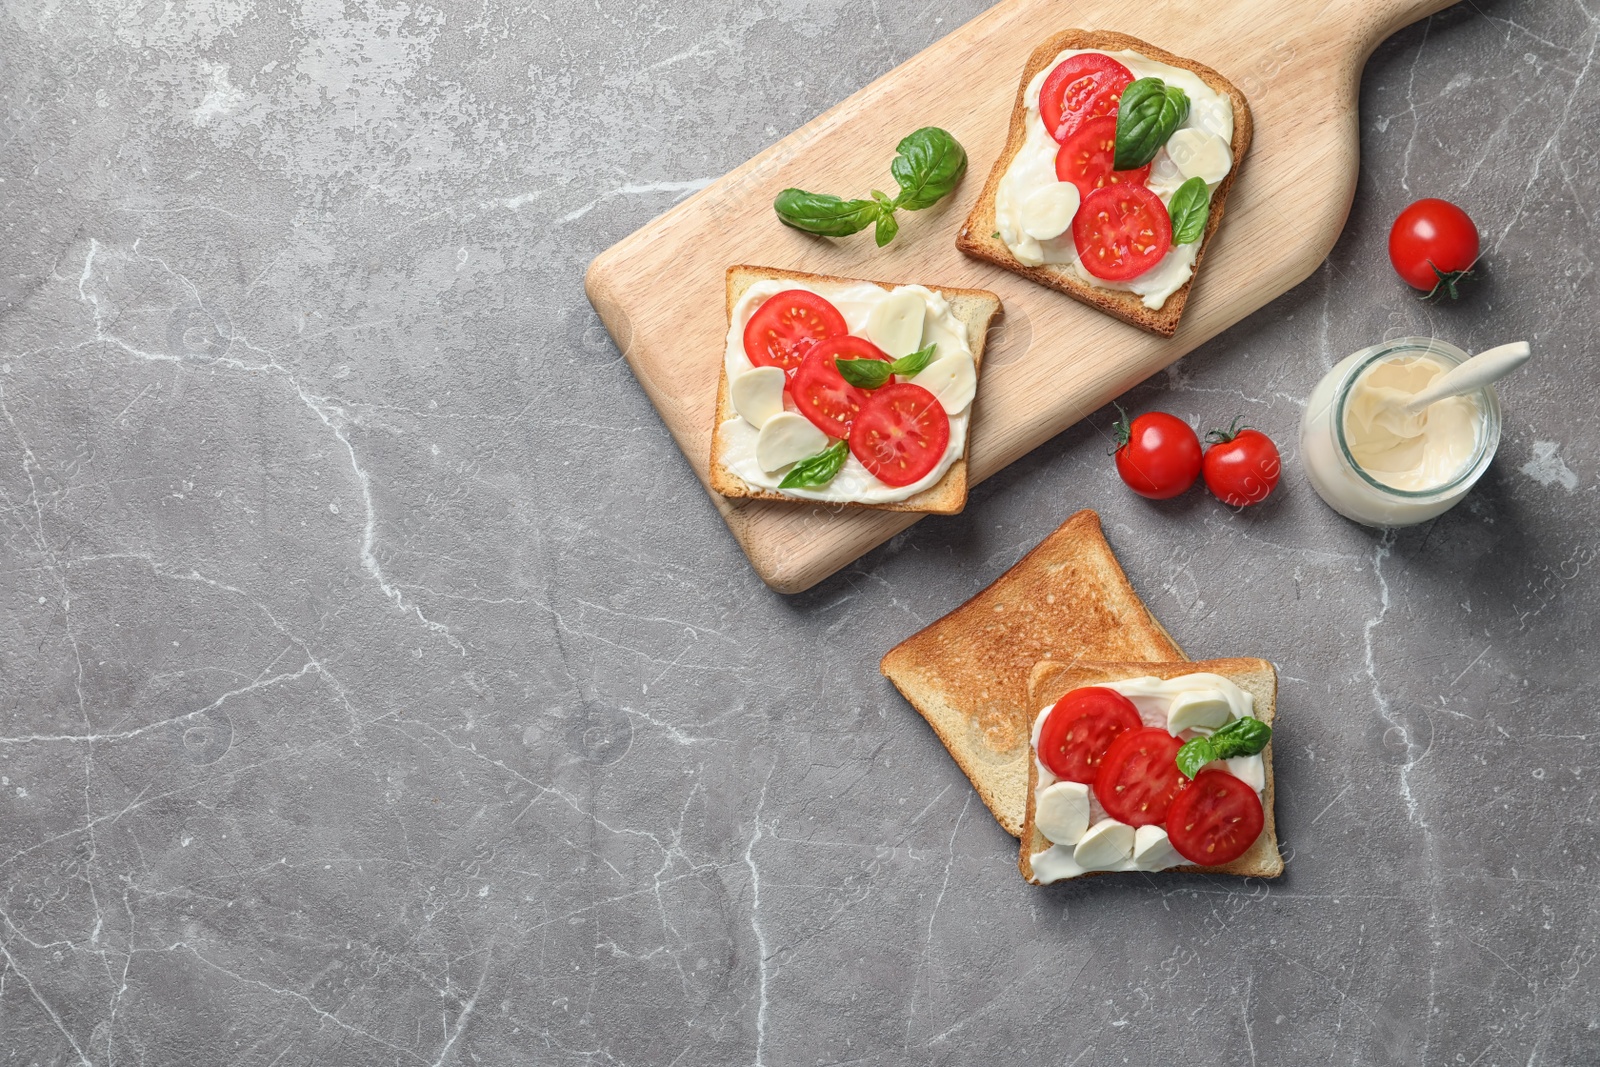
<box><xmin>1388</xmin><ymin>198</ymin><xmax>1479</xmax><ymax>300</ymax></box>
<box><xmin>1113</xmin><ymin>408</ymin><xmax>1202</xmax><ymax>500</ymax></box>
<box><xmin>1202</xmin><ymin>420</ymin><xmax>1281</xmax><ymax>507</ymax></box>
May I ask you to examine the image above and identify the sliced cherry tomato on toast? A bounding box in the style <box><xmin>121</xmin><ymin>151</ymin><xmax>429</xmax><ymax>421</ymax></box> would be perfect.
<box><xmin>847</xmin><ymin>382</ymin><xmax>950</xmax><ymax>488</ymax></box>
<box><xmin>1093</xmin><ymin>727</ymin><xmax>1187</xmax><ymax>826</ymax></box>
<box><xmin>1055</xmin><ymin>116</ymin><xmax>1150</xmax><ymax>199</ymax></box>
<box><xmin>1039</xmin><ymin>54</ymin><xmax>1135</xmax><ymax>143</ymax></box>
<box><xmin>1036</xmin><ymin>686</ymin><xmax>1143</xmax><ymax>784</ymax></box>
<box><xmin>1164</xmin><ymin>769</ymin><xmax>1264</xmax><ymax>866</ymax></box>
<box><xmin>743</xmin><ymin>290</ymin><xmax>850</xmax><ymax>373</ymax></box>
<box><xmin>1073</xmin><ymin>184</ymin><xmax>1172</xmax><ymax>281</ymax></box>
<box><xmin>788</xmin><ymin>336</ymin><xmax>886</xmax><ymax>438</ymax></box>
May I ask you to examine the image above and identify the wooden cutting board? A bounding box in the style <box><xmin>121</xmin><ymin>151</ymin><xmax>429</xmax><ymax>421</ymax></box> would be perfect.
<box><xmin>585</xmin><ymin>0</ymin><xmax>1453</xmax><ymax>593</ymax></box>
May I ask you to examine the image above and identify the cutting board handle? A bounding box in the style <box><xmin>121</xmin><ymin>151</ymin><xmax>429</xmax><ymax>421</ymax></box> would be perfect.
<box><xmin>1202</xmin><ymin>0</ymin><xmax>1455</xmax><ymax>110</ymax></box>
<box><xmin>1315</xmin><ymin>0</ymin><xmax>1460</xmax><ymax>62</ymax></box>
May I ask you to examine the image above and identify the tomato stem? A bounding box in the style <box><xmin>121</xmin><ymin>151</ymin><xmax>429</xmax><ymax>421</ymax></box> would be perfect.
<box><xmin>1109</xmin><ymin>403</ymin><xmax>1133</xmax><ymax>454</ymax></box>
<box><xmin>1204</xmin><ymin>415</ymin><xmax>1249</xmax><ymax>445</ymax></box>
<box><xmin>1420</xmin><ymin>258</ymin><xmax>1478</xmax><ymax>302</ymax></box>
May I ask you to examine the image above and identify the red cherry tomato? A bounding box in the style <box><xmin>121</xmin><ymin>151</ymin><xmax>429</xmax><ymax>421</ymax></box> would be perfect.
<box><xmin>1113</xmin><ymin>409</ymin><xmax>1202</xmax><ymax>499</ymax></box>
<box><xmin>1073</xmin><ymin>184</ymin><xmax>1171</xmax><ymax>281</ymax></box>
<box><xmin>743</xmin><ymin>290</ymin><xmax>849</xmax><ymax>373</ymax></box>
<box><xmin>1093</xmin><ymin>727</ymin><xmax>1187</xmax><ymax>827</ymax></box>
<box><xmin>788</xmin><ymin>336</ymin><xmax>886</xmax><ymax>438</ymax></box>
<box><xmin>1164</xmin><ymin>769</ymin><xmax>1264</xmax><ymax>866</ymax></box>
<box><xmin>848</xmin><ymin>383</ymin><xmax>951</xmax><ymax>487</ymax></box>
<box><xmin>1202</xmin><ymin>422</ymin><xmax>1281</xmax><ymax>507</ymax></box>
<box><xmin>1036</xmin><ymin>686</ymin><xmax>1143</xmax><ymax>784</ymax></box>
<box><xmin>1039</xmin><ymin>54</ymin><xmax>1134</xmax><ymax>143</ymax></box>
<box><xmin>1388</xmin><ymin>198</ymin><xmax>1480</xmax><ymax>300</ymax></box>
<box><xmin>1055</xmin><ymin>117</ymin><xmax>1151</xmax><ymax>200</ymax></box>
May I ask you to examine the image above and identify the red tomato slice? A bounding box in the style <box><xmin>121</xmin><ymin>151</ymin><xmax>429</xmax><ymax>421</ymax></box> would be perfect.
<box><xmin>1073</xmin><ymin>184</ymin><xmax>1173</xmax><ymax>282</ymax></box>
<box><xmin>788</xmin><ymin>336</ymin><xmax>886</xmax><ymax>438</ymax></box>
<box><xmin>1164</xmin><ymin>770</ymin><xmax>1264</xmax><ymax>866</ymax></box>
<box><xmin>1039</xmin><ymin>54</ymin><xmax>1135</xmax><ymax>143</ymax></box>
<box><xmin>1055</xmin><ymin>116</ymin><xmax>1150</xmax><ymax>199</ymax></box>
<box><xmin>847</xmin><ymin>383</ymin><xmax>950</xmax><ymax>488</ymax></box>
<box><xmin>1036</xmin><ymin>687</ymin><xmax>1143</xmax><ymax>784</ymax></box>
<box><xmin>743</xmin><ymin>290</ymin><xmax>850</xmax><ymax>373</ymax></box>
<box><xmin>1093</xmin><ymin>727</ymin><xmax>1187</xmax><ymax>826</ymax></box>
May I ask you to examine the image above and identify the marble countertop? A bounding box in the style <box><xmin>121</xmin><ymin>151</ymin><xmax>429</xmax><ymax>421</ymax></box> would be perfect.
<box><xmin>2</xmin><ymin>1</ymin><xmax>1596</xmax><ymax>1063</ymax></box>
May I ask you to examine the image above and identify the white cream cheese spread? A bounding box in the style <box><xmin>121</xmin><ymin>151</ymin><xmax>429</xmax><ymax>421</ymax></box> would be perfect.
<box><xmin>994</xmin><ymin>49</ymin><xmax>1234</xmax><ymax>309</ymax></box>
<box><xmin>1342</xmin><ymin>354</ymin><xmax>1484</xmax><ymax>492</ymax></box>
<box><xmin>1028</xmin><ymin>673</ymin><xmax>1264</xmax><ymax>883</ymax></box>
<box><xmin>717</xmin><ymin>279</ymin><xmax>976</xmax><ymax>504</ymax></box>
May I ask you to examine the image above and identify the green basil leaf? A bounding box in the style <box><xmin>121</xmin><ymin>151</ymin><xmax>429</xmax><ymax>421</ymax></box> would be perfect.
<box><xmin>890</xmin><ymin>127</ymin><xmax>968</xmax><ymax>211</ymax></box>
<box><xmin>1207</xmin><ymin>717</ymin><xmax>1272</xmax><ymax>760</ymax></box>
<box><xmin>836</xmin><ymin>358</ymin><xmax>894</xmax><ymax>390</ymax></box>
<box><xmin>874</xmin><ymin>208</ymin><xmax>899</xmax><ymax>248</ymax></box>
<box><xmin>838</xmin><ymin>342</ymin><xmax>937</xmax><ymax>388</ymax></box>
<box><xmin>1175</xmin><ymin>737</ymin><xmax>1217</xmax><ymax>780</ymax></box>
<box><xmin>773</xmin><ymin>189</ymin><xmax>880</xmax><ymax>237</ymax></box>
<box><xmin>889</xmin><ymin>342</ymin><xmax>937</xmax><ymax>377</ymax></box>
<box><xmin>1114</xmin><ymin>78</ymin><xmax>1190</xmax><ymax>170</ymax></box>
<box><xmin>777</xmin><ymin>439</ymin><xmax>849</xmax><ymax>489</ymax></box>
<box><xmin>1167</xmin><ymin>176</ymin><xmax>1211</xmax><ymax>245</ymax></box>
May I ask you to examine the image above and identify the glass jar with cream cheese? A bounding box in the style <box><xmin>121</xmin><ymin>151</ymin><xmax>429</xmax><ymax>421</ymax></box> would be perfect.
<box><xmin>1300</xmin><ymin>337</ymin><xmax>1501</xmax><ymax>527</ymax></box>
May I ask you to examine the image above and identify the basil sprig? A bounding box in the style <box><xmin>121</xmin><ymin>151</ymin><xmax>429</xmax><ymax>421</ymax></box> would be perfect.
<box><xmin>778</xmin><ymin>439</ymin><xmax>849</xmax><ymax>489</ymax></box>
<box><xmin>1175</xmin><ymin>717</ymin><xmax>1272</xmax><ymax>779</ymax></box>
<box><xmin>835</xmin><ymin>343</ymin><xmax>937</xmax><ymax>389</ymax></box>
<box><xmin>774</xmin><ymin>127</ymin><xmax>967</xmax><ymax>248</ymax></box>
<box><xmin>1114</xmin><ymin>78</ymin><xmax>1190</xmax><ymax>170</ymax></box>
<box><xmin>1167</xmin><ymin>177</ymin><xmax>1211</xmax><ymax>245</ymax></box>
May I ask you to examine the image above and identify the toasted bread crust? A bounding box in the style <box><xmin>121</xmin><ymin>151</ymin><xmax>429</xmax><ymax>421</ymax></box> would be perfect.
<box><xmin>1018</xmin><ymin>657</ymin><xmax>1284</xmax><ymax>883</ymax></box>
<box><xmin>955</xmin><ymin>30</ymin><xmax>1255</xmax><ymax>337</ymax></box>
<box><xmin>710</xmin><ymin>265</ymin><xmax>1002</xmax><ymax>515</ymax></box>
<box><xmin>879</xmin><ymin>510</ymin><xmax>1185</xmax><ymax>836</ymax></box>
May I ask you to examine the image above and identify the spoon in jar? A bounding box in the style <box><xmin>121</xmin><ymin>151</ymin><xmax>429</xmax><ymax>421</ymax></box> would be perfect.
<box><xmin>1401</xmin><ymin>341</ymin><xmax>1531</xmax><ymax>414</ymax></box>
<box><xmin>1366</xmin><ymin>341</ymin><xmax>1531</xmax><ymax>437</ymax></box>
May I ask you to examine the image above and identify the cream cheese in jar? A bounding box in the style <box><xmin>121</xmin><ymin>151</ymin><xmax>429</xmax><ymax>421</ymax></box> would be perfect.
<box><xmin>1300</xmin><ymin>337</ymin><xmax>1501</xmax><ymax>526</ymax></box>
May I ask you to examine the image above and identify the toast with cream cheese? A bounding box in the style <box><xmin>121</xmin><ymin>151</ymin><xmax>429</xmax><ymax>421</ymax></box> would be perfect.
<box><xmin>956</xmin><ymin>30</ymin><xmax>1253</xmax><ymax>337</ymax></box>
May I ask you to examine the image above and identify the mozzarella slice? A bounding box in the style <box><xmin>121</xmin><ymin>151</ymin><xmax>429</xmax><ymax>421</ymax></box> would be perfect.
<box><xmin>1019</xmin><ymin>182</ymin><xmax>1081</xmax><ymax>240</ymax></box>
<box><xmin>1132</xmin><ymin>825</ymin><xmax>1185</xmax><ymax>871</ymax></box>
<box><xmin>1147</xmin><ymin>149</ymin><xmax>1186</xmax><ymax>194</ymax></box>
<box><xmin>908</xmin><ymin>354</ymin><xmax>976</xmax><ymax>414</ymax></box>
<box><xmin>755</xmin><ymin>413</ymin><xmax>828</xmax><ymax>473</ymax></box>
<box><xmin>1166</xmin><ymin>689</ymin><xmax>1235</xmax><ymax>735</ymax></box>
<box><xmin>1072</xmin><ymin>818</ymin><xmax>1135</xmax><ymax>871</ymax></box>
<box><xmin>729</xmin><ymin>366</ymin><xmax>786</xmax><ymax>429</ymax></box>
<box><xmin>1165</xmin><ymin>128</ymin><xmax>1232</xmax><ymax>185</ymax></box>
<box><xmin>865</xmin><ymin>289</ymin><xmax>926</xmax><ymax>359</ymax></box>
<box><xmin>1035</xmin><ymin>781</ymin><xmax>1090</xmax><ymax>846</ymax></box>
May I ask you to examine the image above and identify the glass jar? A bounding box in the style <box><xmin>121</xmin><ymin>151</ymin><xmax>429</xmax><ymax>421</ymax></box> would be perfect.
<box><xmin>1300</xmin><ymin>337</ymin><xmax>1501</xmax><ymax>527</ymax></box>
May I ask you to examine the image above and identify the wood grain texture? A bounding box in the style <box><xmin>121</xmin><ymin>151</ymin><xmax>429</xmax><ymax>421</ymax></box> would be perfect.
<box><xmin>585</xmin><ymin>0</ymin><xmax>1454</xmax><ymax>593</ymax></box>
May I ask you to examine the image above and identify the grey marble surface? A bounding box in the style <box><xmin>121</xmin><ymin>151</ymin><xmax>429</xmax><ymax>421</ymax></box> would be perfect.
<box><xmin>1</xmin><ymin>1</ymin><xmax>1597</xmax><ymax>1064</ymax></box>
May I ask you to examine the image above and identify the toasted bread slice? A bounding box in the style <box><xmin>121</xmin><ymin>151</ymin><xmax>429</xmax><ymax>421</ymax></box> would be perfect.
<box><xmin>955</xmin><ymin>30</ymin><xmax>1254</xmax><ymax>337</ymax></box>
<box><xmin>710</xmin><ymin>265</ymin><xmax>1002</xmax><ymax>515</ymax></box>
<box><xmin>879</xmin><ymin>510</ymin><xmax>1184</xmax><ymax>836</ymax></box>
<box><xmin>1020</xmin><ymin>657</ymin><xmax>1283</xmax><ymax>884</ymax></box>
